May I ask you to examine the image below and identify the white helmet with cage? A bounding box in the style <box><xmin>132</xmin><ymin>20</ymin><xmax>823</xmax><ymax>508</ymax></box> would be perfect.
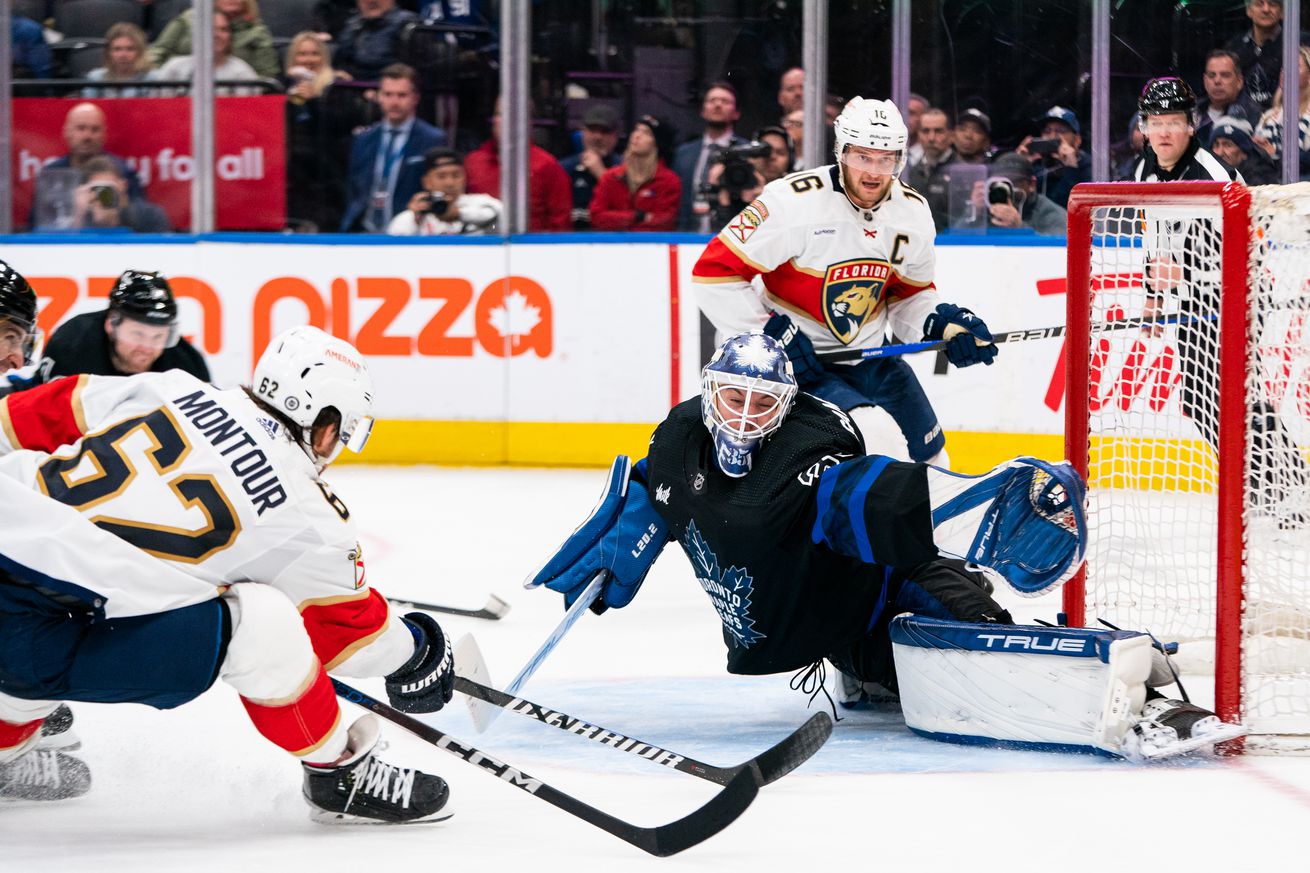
<box><xmin>833</xmin><ymin>96</ymin><xmax>909</xmax><ymax>177</ymax></box>
<box><xmin>252</xmin><ymin>326</ymin><xmax>374</xmax><ymax>470</ymax></box>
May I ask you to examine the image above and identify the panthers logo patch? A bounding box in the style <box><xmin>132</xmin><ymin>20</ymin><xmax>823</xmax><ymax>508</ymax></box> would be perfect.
<box><xmin>822</xmin><ymin>258</ymin><xmax>890</xmax><ymax>344</ymax></box>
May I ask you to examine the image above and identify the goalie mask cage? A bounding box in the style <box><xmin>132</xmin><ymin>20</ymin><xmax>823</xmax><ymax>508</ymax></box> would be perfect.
<box><xmin>1065</xmin><ymin>181</ymin><xmax>1310</xmax><ymax>755</ymax></box>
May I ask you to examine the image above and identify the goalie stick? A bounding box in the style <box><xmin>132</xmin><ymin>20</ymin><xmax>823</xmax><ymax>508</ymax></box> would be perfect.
<box><xmin>816</xmin><ymin>312</ymin><xmax>1208</xmax><ymax>363</ymax></box>
<box><xmin>386</xmin><ymin>593</ymin><xmax>511</xmax><ymax>621</ymax></box>
<box><xmin>332</xmin><ymin>678</ymin><xmax>759</xmax><ymax>857</ymax></box>
<box><xmin>453</xmin><ymin>671</ymin><xmax>832</xmax><ymax>787</ymax></box>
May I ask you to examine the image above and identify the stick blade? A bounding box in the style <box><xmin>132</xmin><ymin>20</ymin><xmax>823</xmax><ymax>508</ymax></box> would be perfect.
<box><xmin>453</xmin><ymin>634</ymin><xmax>502</xmax><ymax>733</ymax></box>
<box><xmin>644</xmin><ymin>765</ymin><xmax>760</xmax><ymax>857</ymax></box>
<box><xmin>750</xmin><ymin>711</ymin><xmax>833</xmax><ymax>785</ymax></box>
<box><xmin>480</xmin><ymin>593</ymin><xmax>512</xmax><ymax>619</ymax></box>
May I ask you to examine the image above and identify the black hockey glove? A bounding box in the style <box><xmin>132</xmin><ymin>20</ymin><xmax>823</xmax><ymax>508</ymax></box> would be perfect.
<box><xmin>923</xmin><ymin>303</ymin><xmax>997</xmax><ymax>367</ymax></box>
<box><xmin>763</xmin><ymin>312</ymin><xmax>824</xmax><ymax>389</ymax></box>
<box><xmin>384</xmin><ymin>612</ymin><xmax>454</xmax><ymax>714</ymax></box>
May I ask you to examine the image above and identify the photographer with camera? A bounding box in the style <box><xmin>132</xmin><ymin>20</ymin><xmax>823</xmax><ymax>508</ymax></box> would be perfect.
<box><xmin>590</xmin><ymin>115</ymin><xmax>681</xmax><ymax>232</ymax></box>
<box><xmin>702</xmin><ymin>127</ymin><xmax>794</xmax><ymax>232</ymax></box>
<box><xmin>1015</xmin><ymin>106</ymin><xmax>1090</xmax><ymax>210</ymax></box>
<box><xmin>972</xmin><ymin>152</ymin><xmax>1067</xmax><ymax>236</ymax></box>
<box><xmin>67</xmin><ymin>157</ymin><xmax>170</xmax><ymax>234</ymax></box>
<box><xmin>388</xmin><ymin>148</ymin><xmax>502</xmax><ymax>236</ymax></box>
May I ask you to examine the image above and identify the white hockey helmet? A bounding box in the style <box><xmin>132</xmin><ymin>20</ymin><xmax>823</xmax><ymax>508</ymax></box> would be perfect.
<box><xmin>833</xmin><ymin>96</ymin><xmax>909</xmax><ymax>176</ymax></box>
<box><xmin>252</xmin><ymin>326</ymin><xmax>374</xmax><ymax>469</ymax></box>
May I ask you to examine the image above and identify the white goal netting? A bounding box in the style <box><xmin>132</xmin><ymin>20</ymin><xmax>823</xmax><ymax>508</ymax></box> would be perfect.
<box><xmin>1077</xmin><ymin>184</ymin><xmax>1310</xmax><ymax>753</ymax></box>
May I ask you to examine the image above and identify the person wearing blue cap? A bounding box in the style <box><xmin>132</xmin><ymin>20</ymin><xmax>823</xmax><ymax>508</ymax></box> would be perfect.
<box><xmin>1016</xmin><ymin>105</ymin><xmax>1089</xmax><ymax>210</ymax></box>
<box><xmin>1209</xmin><ymin>116</ymin><xmax>1278</xmax><ymax>184</ymax></box>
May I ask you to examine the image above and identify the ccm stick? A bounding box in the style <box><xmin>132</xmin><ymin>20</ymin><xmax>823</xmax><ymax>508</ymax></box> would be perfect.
<box><xmin>332</xmin><ymin>678</ymin><xmax>759</xmax><ymax>857</ymax></box>
<box><xmin>816</xmin><ymin>312</ymin><xmax>1207</xmax><ymax>363</ymax></box>
<box><xmin>387</xmin><ymin>593</ymin><xmax>511</xmax><ymax>621</ymax></box>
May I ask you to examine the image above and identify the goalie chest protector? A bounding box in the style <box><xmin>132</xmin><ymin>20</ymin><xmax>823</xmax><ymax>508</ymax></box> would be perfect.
<box><xmin>645</xmin><ymin>394</ymin><xmax>888</xmax><ymax>675</ymax></box>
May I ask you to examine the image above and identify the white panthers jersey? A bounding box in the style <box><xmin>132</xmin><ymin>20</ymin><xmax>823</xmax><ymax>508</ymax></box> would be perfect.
<box><xmin>0</xmin><ymin>372</ymin><xmax>411</xmax><ymax>675</ymax></box>
<box><xmin>692</xmin><ymin>164</ymin><xmax>943</xmax><ymax>352</ymax></box>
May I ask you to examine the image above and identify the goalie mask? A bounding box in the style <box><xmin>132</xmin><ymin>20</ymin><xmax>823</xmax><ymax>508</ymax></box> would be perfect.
<box><xmin>701</xmin><ymin>332</ymin><xmax>798</xmax><ymax>478</ymax></box>
<box><xmin>252</xmin><ymin>326</ymin><xmax>375</xmax><ymax>471</ymax></box>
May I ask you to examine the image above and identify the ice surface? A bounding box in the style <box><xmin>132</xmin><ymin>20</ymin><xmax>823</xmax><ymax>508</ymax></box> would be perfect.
<box><xmin>5</xmin><ymin>466</ymin><xmax>1310</xmax><ymax>872</ymax></box>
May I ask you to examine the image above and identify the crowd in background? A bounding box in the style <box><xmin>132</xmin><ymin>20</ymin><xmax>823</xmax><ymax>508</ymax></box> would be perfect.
<box><xmin>9</xmin><ymin>0</ymin><xmax>1309</xmax><ymax>236</ymax></box>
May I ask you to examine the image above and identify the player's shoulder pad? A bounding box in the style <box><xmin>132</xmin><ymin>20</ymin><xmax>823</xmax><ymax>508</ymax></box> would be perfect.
<box><xmin>890</xmin><ymin>180</ymin><xmax>937</xmax><ymax>232</ymax></box>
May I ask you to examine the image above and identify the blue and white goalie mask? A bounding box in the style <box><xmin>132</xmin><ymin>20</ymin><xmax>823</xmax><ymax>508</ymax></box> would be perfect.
<box><xmin>701</xmin><ymin>332</ymin><xmax>798</xmax><ymax>478</ymax></box>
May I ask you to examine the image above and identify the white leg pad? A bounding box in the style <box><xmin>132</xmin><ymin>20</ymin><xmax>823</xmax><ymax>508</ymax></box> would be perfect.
<box><xmin>219</xmin><ymin>583</ymin><xmax>318</xmax><ymax>703</ymax></box>
<box><xmin>849</xmin><ymin>405</ymin><xmax>911</xmax><ymax>461</ymax></box>
<box><xmin>891</xmin><ymin>614</ymin><xmax>1152</xmax><ymax>756</ymax></box>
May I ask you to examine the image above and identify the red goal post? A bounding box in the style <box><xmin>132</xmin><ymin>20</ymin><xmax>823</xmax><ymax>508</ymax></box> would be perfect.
<box><xmin>1064</xmin><ymin>181</ymin><xmax>1310</xmax><ymax>754</ymax></box>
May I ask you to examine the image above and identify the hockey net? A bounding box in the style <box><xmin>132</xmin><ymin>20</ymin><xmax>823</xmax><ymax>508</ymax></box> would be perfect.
<box><xmin>1064</xmin><ymin>182</ymin><xmax>1310</xmax><ymax>754</ymax></box>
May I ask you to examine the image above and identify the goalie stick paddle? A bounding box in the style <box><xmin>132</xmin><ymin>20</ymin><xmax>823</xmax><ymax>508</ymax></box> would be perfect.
<box><xmin>453</xmin><ymin>669</ymin><xmax>833</xmax><ymax>787</ymax></box>
<box><xmin>386</xmin><ymin>593</ymin><xmax>511</xmax><ymax>621</ymax></box>
<box><xmin>466</xmin><ymin>571</ymin><xmax>605</xmax><ymax>734</ymax></box>
<box><xmin>332</xmin><ymin>678</ymin><xmax>760</xmax><ymax>857</ymax></box>
<box><xmin>816</xmin><ymin>312</ymin><xmax>1209</xmax><ymax>363</ymax></box>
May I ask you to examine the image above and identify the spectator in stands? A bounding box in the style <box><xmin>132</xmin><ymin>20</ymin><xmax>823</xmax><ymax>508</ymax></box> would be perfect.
<box><xmin>1211</xmin><ymin>117</ymin><xmax>1279</xmax><ymax>184</ymax></box>
<box><xmin>1015</xmin><ymin>105</ymin><xmax>1090</xmax><ymax>210</ymax></box>
<box><xmin>63</xmin><ymin>157</ymin><xmax>170</xmax><ymax>233</ymax></box>
<box><xmin>782</xmin><ymin>108</ymin><xmax>806</xmax><ymax>169</ymax></box>
<box><xmin>977</xmin><ymin>152</ymin><xmax>1066</xmax><ymax>236</ymax></box>
<box><xmin>83</xmin><ymin>23</ymin><xmax>154</xmax><ymax>98</ymax></box>
<box><xmin>30</xmin><ymin>103</ymin><xmax>146</xmax><ymax>230</ymax></box>
<box><xmin>284</xmin><ymin>32</ymin><xmax>350</xmax><ymax>232</ymax></box>
<box><xmin>333</xmin><ymin>0</ymin><xmax>418</xmax><ymax>83</ymax></box>
<box><xmin>313</xmin><ymin>0</ymin><xmax>359</xmax><ymax>40</ymax></box>
<box><xmin>388</xmin><ymin>147</ymin><xmax>501</xmax><ymax>235</ymax></box>
<box><xmin>954</xmin><ymin>108</ymin><xmax>994</xmax><ymax>164</ymax></box>
<box><xmin>151</xmin><ymin>14</ymin><xmax>261</xmax><ymax>96</ymax></box>
<box><xmin>464</xmin><ymin>96</ymin><xmax>572</xmax><ymax>232</ymax></box>
<box><xmin>1114</xmin><ymin>112</ymin><xmax>1145</xmax><ymax>179</ymax></box>
<box><xmin>905</xmin><ymin>107</ymin><xmax>954</xmax><ymax>232</ymax></box>
<box><xmin>752</xmin><ymin>126</ymin><xmax>795</xmax><ymax>183</ymax></box>
<box><xmin>340</xmin><ymin>63</ymin><xmax>447</xmax><ymax>232</ymax></box>
<box><xmin>149</xmin><ymin>0</ymin><xmax>280</xmax><ymax>80</ymax></box>
<box><xmin>560</xmin><ymin>105</ymin><xmax>623</xmax><ymax>230</ymax></box>
<box><xmin>10</xmin><ymin>13</ymin><xmax>51</xmax><ymax>79</ymax></box>
<box><xmin>590</xmin><ymin>115</ymin><xmax>680</xmax><ymax>233</ymax></box>
<box><xmin>1226</xmin><ymin>0</ymin><xmax>1287</xmax><ymax>109</ymax></box>
<box><xmin>777</xmin><ymin>67</ymin><xmax>804</xmax><ymax>119</ymax></box>
<box><xmin>1254</xmin><ymin>44</ymin><xmax>1310</xmax><ymax>176</ymax></box>
<box><xmin>905</xmin><ymin>92</ymin><xmax>929</xmax><ymax>167</ymax></box>
<box><xmin>1196</xmin><ymin>49</ymin><xmax>1262</xmax><ymax>144</ymax></box>
<box><xmin>672</xmin><ymin>81</ymin><xmax>746</xmax><ymax>231</ymax></box>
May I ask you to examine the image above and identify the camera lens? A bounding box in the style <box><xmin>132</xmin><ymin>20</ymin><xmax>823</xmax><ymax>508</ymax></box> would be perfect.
<box><xmin>987</xmin><ymin>181</ymin><xmax>1012</xmax><ymax>205</ymax></box>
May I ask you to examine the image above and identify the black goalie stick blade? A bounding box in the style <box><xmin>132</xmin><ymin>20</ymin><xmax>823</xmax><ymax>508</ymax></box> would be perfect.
<box><xmin>332</xmin><ymin>679</ymin><xmax>759</xmax><ymax>857</ymax></box>
<box><xmin>387</xmin><ymin>593</ymin><xmax>511</xmax><ymax>621</ymax></box>
<box><xmin>454</xmin><ymin>674</ymin><xmax>833</xmax><ymax>787</ymax></box>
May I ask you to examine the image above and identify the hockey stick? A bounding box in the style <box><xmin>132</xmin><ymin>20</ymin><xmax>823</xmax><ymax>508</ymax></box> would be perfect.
<box><xmin>386</xmin><ymin>593</ymin><xmax>511</xmax><ymax>621</ymax></box>
<box><xmin>332</xmin><ymin>678</ymin><xmax>760</xmax><ymax>857</ymax></box>
<box><xmin>466</xmin><ymin>571</ymin><xmax>605</xmax><ymax>734</ymax></box>
<box><xmin>453</xmin><ymin>670</ymin><xmax>833</xmax><ymax>787</ymax></box>
<box><xmin>816</xmin><ymin>312</ymin><xmax>1209</xmax><ymax>363</ymax></box>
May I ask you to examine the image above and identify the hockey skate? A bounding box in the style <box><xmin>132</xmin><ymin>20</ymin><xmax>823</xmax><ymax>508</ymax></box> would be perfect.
<box><xmin>303</xmin><ymin>715</ymin><xmax>451</xmax><ymax>825</ymax></box>
<box><xmin>834</xmin><ymin>669</ymin><xmax>898</xmax><ymax>710</ymax></box>
<box><xmin>36</xmin><ymin>705</ymin><xmax>80</xmax><ymax>752</ymax></box>
<box><xmin>1122</xmin><ymin>698</ymin><xmax>1248</xmax><ymax>761</ymax></box>
<box><xmin>0</xmin><ymin>748</ymin><xmax>91</xmax><ymax>801</ymax></box>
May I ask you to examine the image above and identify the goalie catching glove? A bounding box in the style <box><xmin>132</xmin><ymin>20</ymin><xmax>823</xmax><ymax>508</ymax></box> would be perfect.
<box><xmin>384</xmin><ymin>612</ymin><xmax>454</xmax><ymax>714</ymax></box>
<box><xmin>528</xmin><ymin>455</ymin><xmax>670</xmax><ymax>613</ymax></box>
<box><xmin>923</xmin><ymin>303</ymin><xmax>997</xmax><ymax>367</ymax></box>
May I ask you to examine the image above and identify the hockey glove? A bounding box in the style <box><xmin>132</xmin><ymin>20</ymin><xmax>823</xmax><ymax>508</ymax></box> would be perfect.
<box><xmin>923</xmin><ymin>303</ymin><xmax>998</xmax><ymax>367</ymax></box>
<box><xmin>384</xmin><ymin>612</ymin><xmax>454</xmax><ymax>714</ymax></box>
<box><xmin>763</xmin><ymin>312</ymin><xmax>825</xmax><ymax>389</ymax></box>
<box><xmin>528</xmin><ymin>455</ymin><xmax>670</xmax><ymax>613</ymax></box>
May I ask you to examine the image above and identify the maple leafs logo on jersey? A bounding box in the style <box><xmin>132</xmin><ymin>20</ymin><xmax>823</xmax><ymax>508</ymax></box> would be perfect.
<box><xmin>821</xmin><ymin>258</ymin><xmax>892</xmax><ymax>344</ymax></box>
<box><xmin>684</xmin><ymin>520</ymin><xmax>765</xmax><ymax>649</ymax></box>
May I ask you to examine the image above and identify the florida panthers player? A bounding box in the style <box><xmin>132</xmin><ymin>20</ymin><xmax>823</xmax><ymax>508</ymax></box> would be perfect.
<box><xmin>0</xmin><ymin>266</ymin><xmax>454</xmax><ymax>823</ymax></box>
<box><xmin>693</xmin><ymin>96</ymin><xmax>996</xmax><ymax>470</ymax></box>
<box><xmin>530</xmin><ymin>332</ymin><xmax>1246</xmax><ymax>761</ymax></box>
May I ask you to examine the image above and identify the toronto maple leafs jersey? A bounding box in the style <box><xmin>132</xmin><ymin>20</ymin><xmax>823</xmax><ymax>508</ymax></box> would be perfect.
<box><xmin>645</xmin><ymin>393</ymin><xmax>893</xmax><ymax>675</ymax></box>
<box><xmin>692</xmin><ymin>164</ymin><xmax>943</xmax><ymax>353</ymax></box>
<box><xmin>0</xmin><ymin>372</ymin><xmax>414</xmax><ymax>677</ymax></box>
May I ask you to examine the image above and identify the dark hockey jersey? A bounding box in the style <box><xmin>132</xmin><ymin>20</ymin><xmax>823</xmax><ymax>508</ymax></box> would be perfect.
<box><xmin>645</xmin><ymin>393</ymin><xmax>892</xmax><ymax>675</ymax></box>
<box><xmin>41</xmin><ymin>310</ymin><xmax>210</xmax><ymax>383</ymax></box>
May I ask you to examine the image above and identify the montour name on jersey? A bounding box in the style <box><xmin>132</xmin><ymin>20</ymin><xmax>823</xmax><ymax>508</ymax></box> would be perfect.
<box><xmin>173</xmin><ymin>390</ymin><xmax>288</xmax><ymax>515</ymax></box>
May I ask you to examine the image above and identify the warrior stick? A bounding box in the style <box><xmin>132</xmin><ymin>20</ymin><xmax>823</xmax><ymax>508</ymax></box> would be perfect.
<box><xmin>387</xmin><ymin>593</ymin><xmax>511</xmax><ymax>621</ymax></box>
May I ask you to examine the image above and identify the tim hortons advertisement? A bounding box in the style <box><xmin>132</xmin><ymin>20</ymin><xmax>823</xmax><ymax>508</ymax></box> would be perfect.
<box><xmin>12</xmin><ymin>97</ymin><xmax>286</xmax><ymax>231</ymax></box>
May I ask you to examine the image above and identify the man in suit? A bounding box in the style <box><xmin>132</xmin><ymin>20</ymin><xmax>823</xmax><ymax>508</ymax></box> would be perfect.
<box><xmin>672</xmin><ymin>81</ymin><xmax>746</xmax><ymax>232</ymax></box>
<box><xmin>340</xmin><ymin>63</ymin><xmax>447</xmax><ymax>233</ymax></box>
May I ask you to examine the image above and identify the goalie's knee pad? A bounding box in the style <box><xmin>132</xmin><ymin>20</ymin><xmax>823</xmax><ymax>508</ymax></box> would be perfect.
<box><xmin>890</xmin><ymin>614</ymin><xmax>1152</xmax><ymax>757</ymax></box>
<box><xmin>849</xmin><ymin>406</ymin><xmax>910</xmax><ymax>461</ymax></box>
